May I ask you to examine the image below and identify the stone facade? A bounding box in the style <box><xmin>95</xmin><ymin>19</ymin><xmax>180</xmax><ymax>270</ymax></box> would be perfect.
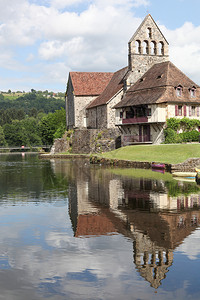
<box><xmin>50</xmin><ymin>138</ymin><xmax>70</xmax><ymax>154</ymax></box>
<box><xmin>107</xmin><ymin>90</ymin><xmax>123</xmax><ymax>128</ymax></box>
<box><xmin>127</xmin><ymin>14</ymin><xmax>169</xmax><ymax>87</ymax></box>
<box><xmin>87</xmin><ymin>105</ymin><xmax>107</xmax><ymax>129</ymax></box>
<box><xmin>66</xmin><ymin>76</ymin><xmax>75</xmax><ymax>128</ymax></box>
<box><xmin>71</xmin><ymin>128</ymin><xmax>121</xmax><ymax>154</ymax></box>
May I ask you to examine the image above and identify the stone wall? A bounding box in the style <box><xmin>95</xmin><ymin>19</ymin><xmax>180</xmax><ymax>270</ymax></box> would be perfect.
<box><xmin>66</xmin><ymin>76</ymin><xmax>75</xmax><ymax>129</ymax></box>
<box><xmin>75</xmin><ymin>95</ymin><xmax>96</xmax><ymax>128</ymax></box>
<box><xmin>87</xmin><ymin>105</ymin><xmax>107</xmax><ymax>129</ymax></box>
<box><xmin>107</xmin><ymin>90</ymin><xmax>123</xmax><ymax>128</ymax></box>
<box><xmin>71</xmin><ymin>128</ymin><xmax>121</xmax><ymax>154</ymax></box>
<box><xmin>171</xmin><ymin>158</ymin><xmax>200</xmax><ymax>172</ymax></box>
<box><xmin>50</xmin><ymin>138</ymin><xmax>70</xmax><ymax>154</ymax></box>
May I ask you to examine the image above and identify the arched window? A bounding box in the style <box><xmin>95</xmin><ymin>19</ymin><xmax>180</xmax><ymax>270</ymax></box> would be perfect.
<box><xmin>135</xmin><ymin>40</ymin><xmax>141</xmax><ymax>54</ymax></box>
<box><xmin>147</xmin><ymin>27</ymin><xmax>152</xmax><ymax>39</ymax></box>
<box><xmin>150</xmin><ymin>41</ymin><xmax>157</xmax><ymax>55</ymax></box>
<box><xmin>158</xmin><ymin>42</ymin><xmax>164</xmax><ymax>55</ymax></box>
<box><xmin>143</xmin><ymin>40</ymin><xmax>149</xmax><ymax>54</ymax></box>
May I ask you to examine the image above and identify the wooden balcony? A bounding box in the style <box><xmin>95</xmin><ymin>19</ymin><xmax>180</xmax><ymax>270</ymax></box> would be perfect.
<box><xmin>122</xmin><ymin>116</ymin><xmax>148</xmax><ymax>124</ymax></box>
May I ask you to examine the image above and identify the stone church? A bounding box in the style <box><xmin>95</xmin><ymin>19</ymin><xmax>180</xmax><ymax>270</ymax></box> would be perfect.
<box><xmin>65</xmin><ymin>14</ymin><xmax>200</xmax><ymax>148</ymax></box>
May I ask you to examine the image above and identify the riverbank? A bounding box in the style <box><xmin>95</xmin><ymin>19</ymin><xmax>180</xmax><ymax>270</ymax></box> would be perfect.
<box><xmin>39</xmin><ymin>144</ymin><xmax>200</xmax><ymax>172</ymax></box>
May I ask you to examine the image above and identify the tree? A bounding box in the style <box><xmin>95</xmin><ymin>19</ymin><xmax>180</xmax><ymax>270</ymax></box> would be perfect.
<box><xmin>39</xmin><ymin>108</ymin><xmax>66</xmax><ymax>145</ymax></box>
<box><xmin>0</xmin><ymin>126</ymin><xmax>7</xmax><ymax>147</ymax></box>
<box><xmin>3</xmin><ymin>121</ymin><xmax>28</xmax><ymax>146</ymax></box>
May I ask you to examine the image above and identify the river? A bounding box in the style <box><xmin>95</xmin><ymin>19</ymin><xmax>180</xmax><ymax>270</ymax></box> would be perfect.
<box><xmin>0</xmin><ymin>153</ymin><xmax>200</xmax><ymax>299</ymax></box>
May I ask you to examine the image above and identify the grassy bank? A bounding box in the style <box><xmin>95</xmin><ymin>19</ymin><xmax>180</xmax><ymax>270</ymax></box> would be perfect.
<box><xmin>99</xmin><ymin>144</ymin><xmax>200</xmax><ymax>164</ymax></box>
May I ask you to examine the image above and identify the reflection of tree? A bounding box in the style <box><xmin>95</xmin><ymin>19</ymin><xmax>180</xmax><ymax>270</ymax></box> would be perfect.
<box><xmin>165</xmin><ymin>180</ymin><xmax>200</xmax><ymax>197</ymax></box>
<box><xmin>0</xmin><ymin>154</ymin><xmax>68</xmax><ymax>202</ymax></box>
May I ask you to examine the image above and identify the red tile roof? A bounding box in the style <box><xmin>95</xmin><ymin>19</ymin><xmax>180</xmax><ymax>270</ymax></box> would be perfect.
<box><xmin>115</xmin><ymin>61</ymin><xmax>200</xmax><ymax>108</ymax></box>
<box><xmin>69</xmin><ymin>72</ymin><xmax>113</xmax><ymax>96</ymax></box>
<box><xmin>87</xmin><ymin>67</ymin><xmax>128</xmax><ymax>109</ymax></box>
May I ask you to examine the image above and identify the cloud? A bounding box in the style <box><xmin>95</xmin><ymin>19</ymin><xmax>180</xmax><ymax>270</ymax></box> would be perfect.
<box><xmin>0</xmin><ymin>0</ymin><xmax>200</xmax><ymax>91</ymax></box>
<box><xmin>161</xmin><ymin>22</ymin><xmax>200</xmax><ymax>83</ymax></box>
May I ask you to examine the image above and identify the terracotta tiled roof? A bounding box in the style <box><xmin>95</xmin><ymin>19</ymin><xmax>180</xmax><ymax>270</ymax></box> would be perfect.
<box><xmin>115</xmin><ymin>61</ymin><xmax>200</xmax><ymax>108</ymax></box>
<box><xmin>69</xmin><ymin>72</ymin><xmax>113</xmax><ymax>96</ymax></box>
<box><xmin>87</xmin><ymin>67</ymin><xmax>128</xmax><ymax>109</ymax></box>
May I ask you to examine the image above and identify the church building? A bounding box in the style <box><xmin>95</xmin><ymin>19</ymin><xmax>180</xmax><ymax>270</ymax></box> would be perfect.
<box><xmin>65</xmin><ymin>14</ymin><xmax>200</xmax><ymax>146</ymax></box>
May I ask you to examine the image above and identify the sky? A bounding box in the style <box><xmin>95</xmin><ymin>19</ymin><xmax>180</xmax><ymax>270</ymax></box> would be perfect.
<box><xmin>1</xmin><ymin>0</ymin><xmax>200</xmax><ymax>92</ymax></box>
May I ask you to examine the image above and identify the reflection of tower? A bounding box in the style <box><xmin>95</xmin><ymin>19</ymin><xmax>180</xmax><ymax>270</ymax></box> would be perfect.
<box><xmin>133</xmin><ymin>234</ymin><xmax>173</xmax><ymax>289</ymax></box>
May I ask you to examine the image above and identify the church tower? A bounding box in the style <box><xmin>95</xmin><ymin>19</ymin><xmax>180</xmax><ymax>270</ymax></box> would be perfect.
<box><xmin>126</xmin><ymin>14</ymin><xmax>169</xmax><ymax>87</ymax></box>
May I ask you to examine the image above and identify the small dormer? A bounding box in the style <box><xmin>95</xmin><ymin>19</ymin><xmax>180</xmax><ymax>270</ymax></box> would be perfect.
<box><xmin>175</xmin><ymin>85</ymin><xmax>183</xmax><ymax>97</ymax></box>
<box><xmin>189</xmin><ymin>86</ymin><xmax>196</xmax><ymax>98</ymax></box>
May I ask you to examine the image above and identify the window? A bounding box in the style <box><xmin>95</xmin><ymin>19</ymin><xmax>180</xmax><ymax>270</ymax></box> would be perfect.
<box><xmin>175</xmin><ymin>105</ymin><xmax>182</xmax><ymax>116</ymax></box>
<box><xmin>158</xmin><ymin>42</ymin><xmax>164</xmax><ymax>55</ymax></box>
<box><xmin>192</xmin><ymin>106</ymin><xmax>196</xmax><ymax>116</ymax></box>
<box><xmin>147</xmin><ymin>27</ymin><xmax>152</xmax><ymax>39</ymax></box>
<box><xmin>135</xmin><ymin>40</ymin><xmax>141</xmax><ymax>54</ymax></box>
<box><xmin>178</xmin><ymin>105</ymin><xmax>182</xmax><ymax>116</ymax></box>
<box><xmin>150</xmin><ymin>41</ymin><xmax>157</xmax><ymax>55</ymax></box>
<box><xmin>120</xmin><ymin>111</ymin><xmax>123</xmax><ymax>119</ymax></box>
<box><xmin>176</xmin><ymin>86</ymin><xmax>183</xmax><ymax>97</ymax></box>
<box><xmin>143</xmin><ymin>41</ymin><xmax>149</xmax><ymax>54</ymax></box>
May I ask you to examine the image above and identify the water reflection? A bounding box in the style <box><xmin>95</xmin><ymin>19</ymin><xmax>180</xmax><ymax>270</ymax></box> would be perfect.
<box><xmin>53</xmin><ymin>160</ymin><xmax>200</xmax><ymax>290</ymax></box>
<box><xmin>0</xmin><ymin>155</ymin><xmax>200</xmax><ymax>299</ymax></box>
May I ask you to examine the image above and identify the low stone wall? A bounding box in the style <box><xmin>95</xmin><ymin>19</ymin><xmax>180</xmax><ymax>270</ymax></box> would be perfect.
<box><xmin>90</xmin><ymin>155</ymin><xmax>172</xmax><ymax>171</ymax></box>
<box><xmin>171</xmin><ymin>158</ymin><xmax>200</xmax><ymax>172</ymax></box>
<box><xmin>50</xmin><ymin>138</ymin><xmax>69</xmax><ymax>154</ymax></box>
<box><xmin>72</xmin><ymin>128</ymin><xmax>121</xmax><ymax>154</ymax></box>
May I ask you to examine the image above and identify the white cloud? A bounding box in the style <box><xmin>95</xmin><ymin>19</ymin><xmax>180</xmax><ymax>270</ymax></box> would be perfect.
<box><xmin>161</xmin><ymin>22</ymin><xmax>200</xmax><ymax>83</ymax></box>
<box><xmin>0</xmin><ymin>0</ymin><xmax>200</xmax><ymax>91</ymax></box>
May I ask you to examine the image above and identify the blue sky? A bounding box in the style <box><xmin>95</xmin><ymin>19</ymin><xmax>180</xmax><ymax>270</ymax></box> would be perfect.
<box><xmin>1</xmin><ymin>0</ymin><xmax>200</xmax><ymax>92</ymax></box>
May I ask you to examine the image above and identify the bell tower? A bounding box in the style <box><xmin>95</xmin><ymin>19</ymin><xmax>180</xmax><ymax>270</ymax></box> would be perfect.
<box><xmin>126</xmin><ymin>14</ymin><xmax>169</xmax><ymax>87</ymax></box>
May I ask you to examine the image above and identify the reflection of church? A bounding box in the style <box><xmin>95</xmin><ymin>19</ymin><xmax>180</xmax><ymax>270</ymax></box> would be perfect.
<box><xmin>53</xmin><ymin>160</ymin><xmax>200</xmax><ymax>289</ymax></box>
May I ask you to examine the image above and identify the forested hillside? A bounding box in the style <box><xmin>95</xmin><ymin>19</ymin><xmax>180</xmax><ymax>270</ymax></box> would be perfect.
<box><xmin>0</xmin><ymin>91</ymin><xmax>66</xmax><ymax>147</ymax></box>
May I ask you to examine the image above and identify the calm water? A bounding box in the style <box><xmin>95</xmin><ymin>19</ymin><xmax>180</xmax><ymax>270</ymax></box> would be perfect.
<box><xmin>0</xmin><ymin>154</ymin><xmax>200</xmax><ymax>299</ymax></box>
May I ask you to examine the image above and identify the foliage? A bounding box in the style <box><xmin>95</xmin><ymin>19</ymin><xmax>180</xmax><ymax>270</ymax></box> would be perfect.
<box><xmin>166</xmin><ymin>118</ymin><xmax>180</xmax><ymax>131</ymax></box>
<box><xmin>164</xmin><ymin>117</ymin><xmax>200</xmax><ymax>144</ymax></box>
<box><xmin>39</xmin><ymin>108</ymin><xmax>66</xmax><ymax>145</ymax></box>
<box><xmin>0</xmin><ymin>90</ymin><xmax>66</xmax><ymax>147</ymax></box>
<box><xmin>179</xmin><ymin>130</ymin><xmax>200</xmax><ymax>143</ymax></box>
<box><xmin>165</xmin><ymin>180</ymin><xmax>200</xmax><ymax>197</ymax></box>
<box><xmin>0</xmin><ymin>126</ymin><xmax>8</xmax><ymax>147</ymax></box>
<box><xmin>164</xmin><ymin>128</ymin><xmax>181</xmax><ymax>144</ymax></box>
<box><xmin>0</xmin><ymin>92</ymin><xmax>65</xmax><ymax>114</ymax></box>
<box><xmin>3</xmin><ymin>121</ymin><xmax>29</xmax><ymax>146</ymax></box>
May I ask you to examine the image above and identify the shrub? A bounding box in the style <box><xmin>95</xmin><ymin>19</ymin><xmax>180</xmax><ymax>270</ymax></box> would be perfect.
<box><xmin>164</xmin><ymin>128</ymin><xmax>182</xmax><ymax>144</ymax></box>
<box><xmin>166</xmin><ymin>118</ymin><xmax>180</xmax><ymax>131</ymax></box>
<box><xmin>179</xmin><ymin>130</ymin><xmax>199</xmax><ymax>142</ymax></box>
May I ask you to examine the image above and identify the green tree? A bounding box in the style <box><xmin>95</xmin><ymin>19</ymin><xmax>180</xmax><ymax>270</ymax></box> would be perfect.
<box><xmin>39</xmin><ymin>108</ymin><xmax>66</xmax><ymax>145</ymax></box>
<box><xmin>0</xmin><ymin>126</ymin><xmax>7</xmax><ymax>147</ymax></box>
<box><xmin>3</xmin><ymin>121</ymin><xmax>28</xmax><ymax>146</ymax></box>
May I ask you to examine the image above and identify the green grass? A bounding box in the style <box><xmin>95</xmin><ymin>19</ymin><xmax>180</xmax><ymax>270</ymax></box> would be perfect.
<box><xmin>99</xmin><ymin>144</ymin><xmax>200</xmax><ymax>164</ymax></box>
